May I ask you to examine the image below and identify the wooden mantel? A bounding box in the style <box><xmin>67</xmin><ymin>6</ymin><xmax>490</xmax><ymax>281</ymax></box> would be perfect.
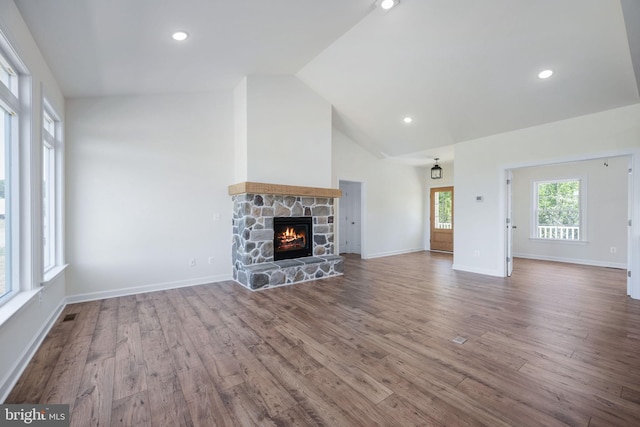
<box><xmin>228</xmin><ymin>182</ymin><xmax>342</xmax><ymax>198</ymax></box>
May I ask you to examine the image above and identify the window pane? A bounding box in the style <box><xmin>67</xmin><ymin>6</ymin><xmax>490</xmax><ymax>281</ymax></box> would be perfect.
<box><xmin>43</xmin><ymin>143</ymin><xmax>54</xmax><ymax>271</ymax></box>
<box><xmin>43</xmin><ymin>110</ymin><xmax>55</xmax><ymax>137</ymax></box>
<box><xmin>0</xmin><ymin>57</ymin><xmax>17</xmax><ymax>97</ymax></box>
<box><xmin>0</xmin><ymin>107</ymin><xmax>9</xmax><ymax>298</ymax></box>
<box><xmin>536</xmin><ymin>180</ymin><xmax>581</xmax><ymax>240</ymax></box>
<box><xmin>435</xmin><ymin>190</ymin><xmax>452</xmax><ymax>229</ymax></box>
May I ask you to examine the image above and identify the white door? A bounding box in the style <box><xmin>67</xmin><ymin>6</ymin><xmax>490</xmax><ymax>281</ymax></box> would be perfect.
<box><xmin>339</xmin><ymin>181</ymin><xmax>362</xmax><ymax>254</ymax></box>
<box><xmin>506</xmin><ymin>170</ymin><xmax>514</xmax><ymax>276</ymax></box>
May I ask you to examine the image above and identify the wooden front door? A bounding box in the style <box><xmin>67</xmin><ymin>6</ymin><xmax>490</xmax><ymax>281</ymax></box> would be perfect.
<box><xmin>430</xmin><ymin>186</ymin><xmax>454</xmax><ymax>252</ymax></box>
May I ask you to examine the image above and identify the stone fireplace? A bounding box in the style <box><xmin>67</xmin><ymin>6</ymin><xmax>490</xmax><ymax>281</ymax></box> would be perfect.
<box><xmin>229</xmin><ymin>182</ymin><xmax>344</xmax><ymax>290</ymax></box>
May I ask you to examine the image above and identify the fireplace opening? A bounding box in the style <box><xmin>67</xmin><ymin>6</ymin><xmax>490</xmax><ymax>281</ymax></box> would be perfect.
<box><xmin>274</xmin><ymin>217</ymin><xmax>313</xmax><ymax>261</ymax></box>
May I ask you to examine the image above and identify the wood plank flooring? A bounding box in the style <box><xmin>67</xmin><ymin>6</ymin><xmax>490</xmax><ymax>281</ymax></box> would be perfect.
<box><xmin>6</xmin><ymin>252</ymin><xmax>640</xmax><ymax>426</ymax></box>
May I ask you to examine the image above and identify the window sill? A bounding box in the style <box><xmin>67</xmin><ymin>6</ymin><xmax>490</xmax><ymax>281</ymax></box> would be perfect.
<box><xmin>528</xmin><ymin>238</ymin><xmax>588</xmax><ymax>245</ymax></box>
<box><xmin>42</xmin><ymin>264</ymin><xmax>68</xmax><ymax>286</ymax></box>
<box><xmin>0</xmin><ymin>290</ymin><xmax>40</xmax><ymax>329</ymax></box>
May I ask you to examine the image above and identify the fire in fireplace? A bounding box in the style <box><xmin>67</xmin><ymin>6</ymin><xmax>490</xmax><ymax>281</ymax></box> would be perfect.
<box><xmin>273</xmin><ymin>217</ymin><xmax>313</xmax><ymax>261</ymax></box>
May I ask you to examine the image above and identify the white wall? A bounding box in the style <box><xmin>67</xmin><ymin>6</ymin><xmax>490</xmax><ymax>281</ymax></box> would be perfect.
<box><xmin>333</xmin><ymin>130</ymin><xmax>425</xmax><ymax>258</ymax></box>
<box><xmin>0</xmin><ymin>0</ymin><xmax>66</xmax><ymax>401</ymax></box>
<box><xmin>512</xmin><ymin>157</ymin><xmax>628</xmax><ymax>268</ymax></box>
<box><xmin>453</xmin><ymin>103</ymin><xmax>640</xmax><ymax>298</ymax></box>
<box><xmin>241</xmin><ymin>75</ymin><xmax>332</xmax><ymax>188</ymax></box>
<box><xmin>65</xmin><ymin>92</ymin><xmax>234</xmax><ymax>300</ymax></box>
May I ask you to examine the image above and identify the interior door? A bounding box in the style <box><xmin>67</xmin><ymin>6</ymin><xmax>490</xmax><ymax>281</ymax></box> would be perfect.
<box><xmin>506</xmin><ymin>170</ymin><xmax>514</xmax><ymax>276</ymax></box>
<box><xmin>430</xmin><ymin>186</ymin><xmax>454</xmax><ymax>252</ymax></box>
<box><xmin>339</xmin><ymin>181</ymin><xmax>362</xmax><ymax>254</ymax></box>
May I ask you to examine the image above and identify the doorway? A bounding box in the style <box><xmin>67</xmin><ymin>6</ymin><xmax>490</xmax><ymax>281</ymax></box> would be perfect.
<box><xmin>430</xmin><ymin>186</ymin><xmax>454</xmax><ymax>252</ymax></box>
<box><xmin>505</xmin><ymin>155</ymin><xmax>631</xmax><ymax>294</ymax></box>
<box><xmin>339</xmin><ymin>180</ymin><xmax>362</xmax><ymax>255</ymax></box>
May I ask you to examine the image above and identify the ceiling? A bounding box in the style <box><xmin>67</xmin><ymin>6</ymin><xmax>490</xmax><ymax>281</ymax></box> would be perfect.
<box><xmin>14</xmin><ymin>0</ymin><xmax>640</xmax><ymax>164</ymax></box>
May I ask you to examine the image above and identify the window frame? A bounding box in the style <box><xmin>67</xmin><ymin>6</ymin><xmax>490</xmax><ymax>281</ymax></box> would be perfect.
<box><xmin>531</xmin><ymin>177</ymin><xmax>586</xmax><ymax>242</ymax></box>
<box><xmin>0</xmin><ymin>40</ymin><xmax>24</xmax><ymax>307</ymax></box>
<box><xmin>42</xmin><ymin>104</ymin><xmax>55</xmax><ymax>273</ymax></box>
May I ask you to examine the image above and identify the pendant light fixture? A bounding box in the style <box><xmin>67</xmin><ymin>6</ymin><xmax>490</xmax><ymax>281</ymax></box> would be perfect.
<box><xmin>431</xmin><ymin>158</ymin><xmax>443</xmax><ymax>179</ymax></box>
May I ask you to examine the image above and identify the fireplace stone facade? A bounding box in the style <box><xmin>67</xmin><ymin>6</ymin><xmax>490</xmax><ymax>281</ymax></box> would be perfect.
<box><xmin>232</xmin><ymin>193</ymin><xmax>343</xmax><ymax>290</ymax></box>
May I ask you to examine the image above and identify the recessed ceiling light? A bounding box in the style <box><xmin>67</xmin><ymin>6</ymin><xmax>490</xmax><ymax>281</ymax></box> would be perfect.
<box><xmin>403</xmin><ymin>117</ymin><xmax>413</xmax><ymax>124</ymax></box>
<box><xmin>172</xmin><ymin>31</ymin><xmax>189</xmax><ymax>41</ymax></box>
<box><xmin>538</xmin><ymin>69</ymin><xmax>554</xmax><ymax>79</ymax></box>
<box><xmin>380</xmin><ymin>0</ymin><xmax>398</xmax><ymax>10</ymax></box>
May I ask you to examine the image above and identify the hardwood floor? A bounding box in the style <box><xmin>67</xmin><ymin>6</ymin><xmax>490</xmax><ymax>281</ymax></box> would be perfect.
<box><xmin>6</xmin><ymin>252</ymin><xmax>640</xmax><ymax>426</ymax></box>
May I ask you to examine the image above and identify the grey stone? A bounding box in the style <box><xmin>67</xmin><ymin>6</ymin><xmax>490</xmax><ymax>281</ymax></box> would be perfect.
<box><xmin>298</xmin><ymin>256</ymin><xmax>323</xmax><ymax>264</ymax></box>
<box><xmin>315</xmin><ymin>270</ymin><xmax>324</xmax><ymax>278</ymax></box>
<box><xmin>291</xmin><ymin>202</ymin><xmax>303</xmax><ymax>216</ymax></box>
<box><xmin>261</xmin><ymin>241</ymin><xmax>274</xmax><ymax>258</ymax></box>
<box><xmin>294</xmin><ymin>270</ymin><xmax>306</xmax><ymax>282</ymax></box>
<box><xmin>316</xmin><ymin>198</ymin><xmax>328</xmax><ymax>205</ymax></box>
<box><xmin>254</xmin><ymin>195</ymin><xmax>264</xmax><ymax>206</ymax></box>
<box><xmin>264</xmin><ymin>195</ymin><xmax>275</xmax><ymax>206</ymax></box>
<box><xmin>301</xmin><ymin>197</ymin><xmax>314</xmax><ymax>206</ymax></box>
<box><xmin>334</xmin><ymin>261</ymin><xmax>344</xmax><ymax>273</ymax></box>
<box><xmin>314</xmin><ymin>246</ymin><xmax>326</xmax><ymax>256</ymax></box>
<box><xmin>245</xmin><ymin>241</ymin><xmax>256</xmax><ymax>252</ymax></box>
<box><xmin>315</xmin><ymin>225</ymin><xmax>329</xmax><ymax>234</ymax></box>
<box><xmin>270</xmin><ymin>271</ymin><xmax>285</xmax><ymax>286</ymax></box>
<box><xmin>304</xmin><ymin>264</ymin><xmax>319</xmax><ymax>275</ymax></box>
<box><xmin>251</xmin><ymin>273</ymin><xmax>270</xmax><ymax>289</ymax></box>
<box><xmin>314</xmin><ymin>235</ymin><xmax>327</xmax><ymax>245</ymax></box>
<box><xmin>274</xmin><ymin>259</ymin><xmax>303</xmax><ymax>268</ymax></box>
<box><xmin>238</xmin><ymin>202</ymin><xmax>252</xmax><ymax>216</ymax></box>
<box><xmin>262</xmin><ymin>207</ymin><xmax>274</xmax><ymax>217</ymax></box>
<box><xmin>237</xmin><ymin>271</ymin><xmax>248</xmax><ymax>286</ymax></box>
<box><xmin>328</xmin><ymin>216</ymin><xmax>334</xmax><ymax>224</ymax></box>
<box><xmin>251</xmin><ymin>229</ymin><xmax>273</xmax><ymax>241</ymax></box>
<box><xmin>264</xmin><ymin>217</ymin><xmax>273</xmax><ymax>229</ymax></box>
<box><xmin>284</xmin><ymin>196</ymin><xmax>296</xmax><ymax>207</ymax></box>
<box><xmin>275</xmin><ymin>203</ymin><xmax>291</xmax><ymax>217</ymax></box>
<box><xmin>304</xmin><ymin>207</ymin><xmax>312</xmax><ymax>216</ymax></box>
<box><xmin>312</xmin><ymin>206</ymin><xmax>330</xmax><ymax>216</ymax></box>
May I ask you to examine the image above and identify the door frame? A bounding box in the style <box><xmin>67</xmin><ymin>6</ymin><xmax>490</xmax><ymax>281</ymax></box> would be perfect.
<box><xmin>430</xmin><ymin>186</ymin><xmax>454</xmax><ymax>252</ymax></box>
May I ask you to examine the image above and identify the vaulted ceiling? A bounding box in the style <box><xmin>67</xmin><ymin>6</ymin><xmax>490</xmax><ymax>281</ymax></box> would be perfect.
<box><xmin>14</xmin><ymin>0</ymin><xmax>640</xmax><ymax>164</ymax></box>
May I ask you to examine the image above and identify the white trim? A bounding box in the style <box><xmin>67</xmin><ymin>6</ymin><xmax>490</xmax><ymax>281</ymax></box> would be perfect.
<box><xmin>0</xmin><ymin>297</ymin><xmax>64</xmax><ymax>402</ymax></box>
<box><xmin>64</xmin><ymin>274</ymin><xmax>232</xmax><ymax>304</ymax></box>
<box><xmin>452</xmin><ymin>263</ymin><xmax>503</xmax><ymax>277</ymax></box>
<box><xmin>513</xmin><ymin>253</ymin><xmax>626</xmax><ymax>269</ymax></box>
<box><xmin>363</xmin><ymin>247</ymin><xmax>423</xmax><ymax>259</ymax></box>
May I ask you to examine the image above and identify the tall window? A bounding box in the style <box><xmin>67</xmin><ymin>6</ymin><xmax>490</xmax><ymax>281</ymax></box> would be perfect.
<box><xmin>534</xmin><ymin>179</ymin><xmax>582</xmax><ymax>240</ymax></box>
<box><xmin>0</xmin><ymin>50</ymin><xmax>19</xmax><ymax>302</ymax></box>
<box><xmin>42</xmin><ymin>105</ymin><xmax>59</xmax><ymax>273</ymax></box>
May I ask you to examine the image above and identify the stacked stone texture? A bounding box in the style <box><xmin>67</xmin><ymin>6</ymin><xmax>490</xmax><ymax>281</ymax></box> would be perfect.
<box><xmin>232</xmin><ymin>194</ymin><xmax>343</xmax><ymax>289</ymax></box>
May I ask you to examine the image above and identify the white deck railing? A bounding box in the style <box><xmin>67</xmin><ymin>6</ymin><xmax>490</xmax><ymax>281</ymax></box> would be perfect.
<box><xmin>537</xmin><ymin>225</ymin><xmax>580</xmax><ymax>240</ymax></box>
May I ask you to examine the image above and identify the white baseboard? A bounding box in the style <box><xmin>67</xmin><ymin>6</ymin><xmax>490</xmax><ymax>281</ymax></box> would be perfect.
<box><xmin>65</xmin><ymin>274</ymin><xmax>233</xmax><ymax>304</ymax></box>
<box><xmin>0</xmin><ymin>300</ymin><xmax>66</xmax><ymax>402</ymax></box>
<box><xmin>363</xmin><ymin>248</ymin><xmax>424</xmax><ymax>260</ymax></box>
<box><xmin>452</xmin><ymin>264</ymin><xmax>504</xmax><ymax>277</ymax></box>
<box><xmin>513</xmin><ymin>253</ymin><xmax>626</xmax><ymax>269</ymax></box>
